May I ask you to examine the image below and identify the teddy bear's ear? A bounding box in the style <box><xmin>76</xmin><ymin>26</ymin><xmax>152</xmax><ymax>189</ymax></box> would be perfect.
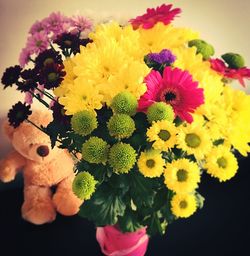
<box><xmin>2</xmin><ymin>119</ymin><xmax>15</xmax><ymax>140</ymax></box>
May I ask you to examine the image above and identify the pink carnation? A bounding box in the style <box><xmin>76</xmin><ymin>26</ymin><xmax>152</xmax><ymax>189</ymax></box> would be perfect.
<box><xmin>130</xmin><ymin>4</ymin><xmax>181</xmax><ymax>30</ymax></box>
<box><xmin>210</xmin><ymin>58</ymin><xmax>250</xmax><ymax>87</ymax></box>
<box><xmin>138</xmin><ymin>67</ymin><xmax>204</xmax><ymax>123</ymax></box>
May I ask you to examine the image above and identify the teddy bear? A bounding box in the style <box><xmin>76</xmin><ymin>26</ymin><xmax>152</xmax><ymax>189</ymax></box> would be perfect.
<box><xmin>0</xmin><ymin>110</ymin><xmax>83</xmax><ymax>225</ymax></box>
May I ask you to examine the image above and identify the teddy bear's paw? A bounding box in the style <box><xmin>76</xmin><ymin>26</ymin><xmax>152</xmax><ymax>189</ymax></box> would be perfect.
<box><xmin>0</xmin><ymin>166</ymin><xmax>16</xmax><ymax>183</ymax></box>
<box><xmin>53</xmin><ymin>191</ymin><xmax>82</xmax><ymax>216</ymax></box>
<box><xmin>22</xmin><ymin>200</ymin><xmax>56</xmax><ymax>225</ymax></box>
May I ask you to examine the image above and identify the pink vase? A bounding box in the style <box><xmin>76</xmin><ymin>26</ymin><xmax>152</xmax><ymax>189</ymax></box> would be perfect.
<box><xmin>96</xmin><ymin>225</ymin><xmax>149</xmax><ymax>256</ymax></box>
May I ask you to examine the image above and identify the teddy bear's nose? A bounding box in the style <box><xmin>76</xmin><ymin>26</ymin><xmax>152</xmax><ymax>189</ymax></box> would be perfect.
<box><xmin>37</xmin><ymin>145</ymin><xmax>50</xmax><ymax>157</ymax></box>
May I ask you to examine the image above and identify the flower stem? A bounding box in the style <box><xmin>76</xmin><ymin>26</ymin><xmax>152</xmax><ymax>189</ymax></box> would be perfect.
<box><xmin>36</xmin><ymin>87</ymin><xmax>56</xmax><ymax>102</ymax></box>
<box><xmin>30</xmin><ymin>91</ymin><xmax>50</xmax><ymax>108</ymax></box>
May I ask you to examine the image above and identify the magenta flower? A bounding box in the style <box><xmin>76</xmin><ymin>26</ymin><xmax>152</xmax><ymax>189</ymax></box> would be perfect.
<box><xmin>130</xmin><ymin>4</ymin><xmax>181</xmax><ymax>30</ymax></box>
<box><xmin>29</xmin><ymin>20</ymin><xmax>47</xmax><ymax>34</ymax></box>
<box><xmin>210</xmin><ymin>58</ymin><xmax>250</xmax><ymax>87</ymax></box>
<box><xmin>19</xmin><ymin>48</ymin><xmax>31</xmax><ymax>68</ymax></box>
<box><xmin>138</xmin><ymin>67</ymin><xmax>204</xmax><ymax>123</ymax></box>
<box><xmin>69</xmin><ymin>15</ymin><xmax>92</xmax><ymax>35</ymax></box>
<box><xmin>26</xmin><ymin>31</ymin><xmax>49</xmax><ymax>55</ymax></box>
<box><xmin>43</xmin><ymin>12</ymin><xmax>69</xmax><ymax>38</ymax></box>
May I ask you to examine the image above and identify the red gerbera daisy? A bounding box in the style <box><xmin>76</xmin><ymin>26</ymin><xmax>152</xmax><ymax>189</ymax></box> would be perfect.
<box><xmin>138</xmin><ymin>67</ymin><xmax>204</xmax><ymax>123</ymax></box>
<box><xmin>210</xmin><ymin>58</ymin><xmax>250</xmax><ymax>87</ymax></box>
<box><xmin>130</xmin><ymin>4</ymin><xmax>181</xmax><ymax>30</ymax></box>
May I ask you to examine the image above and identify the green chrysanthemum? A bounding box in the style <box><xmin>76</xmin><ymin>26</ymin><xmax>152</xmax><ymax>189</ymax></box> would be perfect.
<box><xmin>109</xmin><ymin>142</ymin><xmax>137</xmax><ymax>173</ymax></box>
<box><xmin>111</xmin><ymin>91</ymin><xmax>138</xmax><ymax>116</ymax></box>
<box><xmin>71</xmin><ymin>110</ymin><xmax>97</xmax><ymax>136</ymax></box>
<box><xmin>107</xmin><ymin>114</ymin><xmax>135</xmax><ymax>139</ymax></box>
<box><xmin>147</xmin><ymin>102</ymin><xmax>174</xmax><ymax>123</ymax></box>
<box><xmin>222</xmin><ymin>53</ymin><xmax>245</xmax><ymax>69</ymax></box>
<box><xmin>188</xmin><ymin>39</ymin><xmax>215</xmax><ymax>60</ymax></box>
<box><xmin>82</xmin><ymin>137</ymin><xmax>109</xmax><ymax>164</ymax></box>
<box><xmin>72</xmin><ymin>171</ymin><xmax>97</xmax><ymax>200</ymax></box>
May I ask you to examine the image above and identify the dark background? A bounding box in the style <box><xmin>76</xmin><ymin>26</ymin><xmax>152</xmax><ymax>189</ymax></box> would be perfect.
<box><xmin>0</xmin><ymin>155</ymin><xmax>249</xmax><ymax>256</ymax></box>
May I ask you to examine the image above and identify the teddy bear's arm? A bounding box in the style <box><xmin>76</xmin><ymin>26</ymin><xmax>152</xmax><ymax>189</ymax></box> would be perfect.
<box><xmin>0</xmin><ymin>151</ymin><xmax>26</xmax><ymax>182</ymax></box>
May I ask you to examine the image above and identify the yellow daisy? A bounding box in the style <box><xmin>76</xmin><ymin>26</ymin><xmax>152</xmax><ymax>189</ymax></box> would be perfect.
<box><xmin>164</xmin><ymin>158</ymin><xmax>200</xmax><ymax>194</ymax></box>
<box><xmin>147</xmin><ymin>120</ymin><xmax>177</xmax><ymax>151</ymax></box>
<box><xmin>204</xmin><ymin>146</ymin><xmax>238</xmax><ymax>182</ymax></box>
<box><xmin>137</xmin><ymin>150</ymin><xmax>165</xmax><ymax>178</ymax></box>
<box><xmin>177</xmin><ymin>123</ymin><xmax>212</xmax><ymax>160</ymax></box>
<box><xmin>171</xmin><ymin>193</ymin><xmax>197</xmax><ymax>218</ymax></box>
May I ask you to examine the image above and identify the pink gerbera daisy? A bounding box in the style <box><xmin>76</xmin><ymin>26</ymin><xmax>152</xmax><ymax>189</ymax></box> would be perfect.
<box><xmin>210</xmin><ymin>58</ymin><xmax>250</xmax><ymax>87</ymax></box>
<box><xmin>130</xmin><ymin>4</ymin><xmax>181</xmax><ymax>30</ymax></box>
<box><xmin>138</xmin><ymin>67</ymin><xmax>204</xmax><ymax>123</ymax></box>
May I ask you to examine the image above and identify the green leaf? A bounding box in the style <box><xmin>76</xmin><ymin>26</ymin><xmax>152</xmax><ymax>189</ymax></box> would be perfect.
<box><xmin>129</xmin><ymin>171</ymin><xmax>155</xmax><ymax>208</ymax></box>
<box><xmin>79</xmin><ymin>183</ymin><xmax>126</xmax><ymax>226</ymax></box>
<box><xmin>195</xmin><ymin>192</ymin><xmax>205</xmax><ymax>209</ymax></box>
<box><xmin>118</xmin><ymin>209</ymin><xmax>143</xmax><ymax>233</ymax></box>
<box><xmin>143</xmin><ymin>212</ymin><xmax>165</xmax><ymax>236</ymax></box>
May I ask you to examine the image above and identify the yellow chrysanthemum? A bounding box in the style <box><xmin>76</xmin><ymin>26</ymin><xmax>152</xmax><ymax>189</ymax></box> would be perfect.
<box><xmin>177</xmin><ymin>123</ymin><xmax>212</xmax><ymax>160</ymax></box>
<box><xmin>222</xmin><ymin>86</ymin><xmax>250</xmax><ymax>156</ymax></box>
<box><xmin>164</xmin><ymin>158</ymin><xmax>200</xmax><ymax>194</ymax></box>
<box><xmin>58</xmin><ymin>78</ymin><xmax>103</xmax><ymax>115</ymax></box>
<box><xmin>105</xmin><ymin>61</ymin><xmax>149</xmax><ymax>104</ymax></box>
<box><xmin>204</xmin><ymin>146</ymin><xmax>238</xmax><ymax>182</ymax></box>
<box><xmin>138</xmin><ymin>23</ymin><xmax>199</xmax><ymax>55</ymax></box>
<box><xmin>137</xmin><ymin>150</ymin><xmax>165</xmax><ymax>178</ymax></box>
<box><xmin>53</xmin><ymin>58</ymin><xmax>76</xmax><ymax>97</ymax></box>
<box><xmin>171</xmin><ymin>193</ymin><xmax>197</xmax><ymax>218</ymax></box>
<box><xmin>90</xmin><ymin>22</ymin><xmax>145</xmax><ymax>60</ymax></box>
<box><xmin>173</xmin><ymin>46</ymin><xmax>224</xmax><ymax>113</ymax></box>
<box><xmin>147</xmin><ymin>120</ymin><xmax>177</xmax><ymax>151</ymax></box>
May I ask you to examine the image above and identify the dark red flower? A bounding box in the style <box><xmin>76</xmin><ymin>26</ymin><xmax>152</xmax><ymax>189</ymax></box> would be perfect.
<box><xmin>1</xmin><ymin>65</ymin><xmax>22</xmax><ymax>89</ymax></box>
<box><xmin>8</xmin><ymin>101</ymin><xmax>32</xmax><ymax>128</ymax></box>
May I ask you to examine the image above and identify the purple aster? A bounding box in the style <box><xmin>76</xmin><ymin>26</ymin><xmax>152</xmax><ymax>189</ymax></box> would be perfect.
<box><xmin>1</xmin><ymin>65</ymin><xmax>22</xmax><ymax>89</ymax></box>
<box><xmin>8</xmin><ymin>101</ymin><xmax>32</xmax><ymax>128</ymax></box>
<box><xmin>26</xmin><ymin>31</ymin><xmax>50</xmax><ymax>55</ymax></box>
<box><xmin>147</xmin><ymin>49</ymin><xmax>176</xmax><ymax>65</ymax></box>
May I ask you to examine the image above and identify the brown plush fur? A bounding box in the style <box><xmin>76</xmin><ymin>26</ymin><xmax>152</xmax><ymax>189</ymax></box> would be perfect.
<box><xmin>0</xmin><ymin>111</ymin><xmax>83</xmax><ymax>225</ymax></box>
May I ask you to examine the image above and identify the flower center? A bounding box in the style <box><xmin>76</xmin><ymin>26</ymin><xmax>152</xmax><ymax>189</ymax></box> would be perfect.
<box><xmin>177</xmin><ymin>169</ymin><xmax>188</xmax><ymax>182</ymax></box>
<box><xmin>158</xmin><ymin>130</ymin><xmax>170</xmax><ymax>141</ymax></box>
<box><xmin>43</xmin><ymin>58</ymin><xmax>54</xmax><ymax>66</ymax></box>
<box><xmin>160</xmin><ymin>88</ymin><xmax>179</xmax><ymax>105</ymax></box>
<box><xmin>16</xmin><ymin>111</ymin><xmax>24</xmax><ymax>119</ymax></box>
<box><xmin>48</xmin><ymin>72</ymin><xmax>58</xmax><ymax>82</ymax></box>
<box><xmin>36</xmin><ymin>40</ymin><xmax>42</xmax><ymax>47</ymax></box>
<box><xmin>146</xmin><ymin>159</ymin><xmax>155</xmax><ymax>168</ymax></box>
<box><xmin>165</xmin><ymin>92</ymin><xmax>176</xmax><ymax>102</ymax></box>
<box><xmin>217</xmin><ymin>157</ymin><xmax>227</xmax><ymax>168</ymax></box>
<box><xmin>185</xmin><ymin>133</ymin><xmax>201</xmax><ymax>148</ymax></box>
<box><xmin>179</xmin><ymin>200</ymin><xmax>188</xmax><ymax>209</ymax></box>
<box><xmin>64</xmin><ymin>40</ymin><xmax>72</xmax><ymax>46</ymax></box>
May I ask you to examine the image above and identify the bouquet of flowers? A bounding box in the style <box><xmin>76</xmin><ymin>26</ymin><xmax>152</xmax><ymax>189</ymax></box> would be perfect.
<box><xmin>2</xmin><ymin>3</ymin><xmax>250</xmax><ymax>255</ymax></box>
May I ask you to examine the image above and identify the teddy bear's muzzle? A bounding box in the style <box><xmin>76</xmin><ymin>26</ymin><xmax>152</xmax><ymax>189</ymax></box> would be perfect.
<box><xmin>36</xmin><ymin>145</ymin><xmax>50</xmax><ymax>157</ymax></box>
